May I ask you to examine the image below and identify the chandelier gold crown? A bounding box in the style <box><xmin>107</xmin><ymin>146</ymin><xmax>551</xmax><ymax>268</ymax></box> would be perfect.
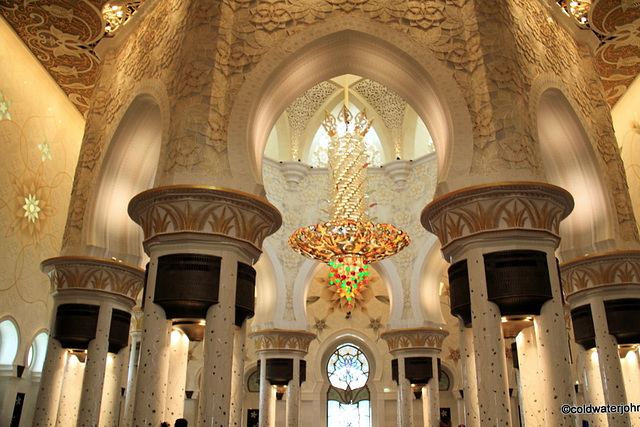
<box><xmin>288</xmin><ymin>103</ymin><xmax>410</xmax><ymax>312</ymax></box>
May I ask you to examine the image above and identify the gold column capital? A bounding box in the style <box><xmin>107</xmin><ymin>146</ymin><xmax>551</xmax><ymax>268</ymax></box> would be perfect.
<box><xmin>380</xmin><ymin>327</ymin><xmax>449</xmax><ymax>353</ymax></box>
<box><xmin>248</xmin><ymin>329</ymin><xmax>316</xmax><ymax>354</ymax></box>
<box><xmin>561</xmin><ymin>250</ymin><xmax>640</xmax><ymax>296</ymax></box>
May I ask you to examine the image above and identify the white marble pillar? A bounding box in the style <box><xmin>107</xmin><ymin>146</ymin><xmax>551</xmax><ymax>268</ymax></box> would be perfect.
<box><xmin>166</xmin><ymin>329</ymin><xmax>190</xmax><ymax>422</ymax></box>
<box><xmin>122</xmin><ymin>329</ymin><xmax>142</xmax><ymax>427</ymax></box>
<box><xmin>621</xmin><ymin>348</ymin><xmax>640</xmax><ymax>426</ymax></box>
<box><xmin>231</xmin><ymin>324</ymin><xmax>247</xmax><ymax>427</ymax></box>
<box><xmin>396</xmin><ymin>356</ymin><xmax>413</xmax><ymax>427</ymax></box>
<box><xmin>285</xmin><ymin>357</ymin><xmax>301</xmax><ymax>427</ymax></box>
<box><xmin>467</xmin><ymin>249</ymin><xmax>511</xmax><ymax>426</ymax></box>
<box><xmin>459</xmin><ymin>322</ymin><xmax>479</xmax><ymax>427</ymax></box>
<box><xmin>582</xmin><ymin>348</ymin><xmax>607</xmax><ymax>427</ymax></box>
<box><xmin>198</xmin><ymin>254</ymin><xmax>237</xmax><ymax>427</ymax></box>
<box><xmin>515</xmin><ymin>326</ymin><xmax>544</xmax><ymax>426</ymax></box>
<box><xmin>56</xmin><ymin>353</ymin><xmax>85</xmax><ymax>427</ymax></box>
<box><xmin>533</xmin><ymin>251</ymin><xmax>576</xmax><ymax>427</ymax></box>
<box><xmin>591</xmin><ymin>299</ymin><xmax>631</xmax><ymax>426</ymax></box>
<box><xmin>133</xmin><ymin>257</ymin><xmax>173</xmax><ymax>427</ymax></box>
<box><xmin>422</xmin><ymin>358</ymin><xmax>439</xmax><ymax>427</ymax></box>
<box><xmin>99</xmin><ymin>351</ymin><xmax>126</xmax><ymax>427</ymax></box>
<box><xmin>32</xmin><ymin>337</ymin><xmax>67</xmax><ymax>426</ymax></box>
<box><xmin>258</xmin><ymin>354</ymin><xmax>274</xmax><ymax>427</ymax></box>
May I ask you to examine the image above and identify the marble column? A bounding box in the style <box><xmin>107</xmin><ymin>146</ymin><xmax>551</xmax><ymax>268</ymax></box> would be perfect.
<box><xmin>132</xmin><ymin>257</ymin><xmax>172</xmax><ymax>427</ymax></box>
<box><xmin>534</xmin><ymin>251</ymin><xmax>576</xmax><ymax>427</ymax></box>
<box><xmin>32</xmin><ymin>337</ymin><xmax>67</xmax><ymax>426</ymax></box>
<box><xmin>258</xmin><ymin>353</ymin><xmax>274</xmax><ymax>427</ymax></box>
<box><xmin>249</xmin><ymin>330</ymin><xmax>316</xmax><ymax>427</ymax></box>
<box><xmin>122</xmin><ymin>326</ymin><xmax>142</xmax><ymax>427</ymax></box>
<box><xmin>396</xmin><ymin>356</ymin><xmax>413</xmax><ymax>427</ymax></box>
<box><xmin>128</xmin><ymin>187</ymin><xmax>282</xmax><ymax>427</ymax></box>
<box><xmin>591</xmin><ymin>299</ymin><xmax>631</xmax><ymax>426</ymax></box>
<box><xmin>100</xmin><ymin>350</ymin><xmax>127</xmax><ymax>427</ymax></box>
<box><xmin>621</xmin><ymin>348</ymin><xmax>640</xmax><ymax>426</ymax></box>
<box><xmin>198</xmin><ymin>253</ymin><xmax>237</xmax><ymax>427</ymax></box>
<box><xmin>467</xmin><ymin>247</ymin><xmax>512</xmax><ymax>426</ymax></box>
<box><xmin>422</xmin><ymin>182</ymin><xmax>575</xmax><ymax>427</ymax></box>
<box><xmin>459</xmin><ymin>323</ymin><xmax>479</xmax><ymax>427</ymax></box>
<box><xmin>77</xmin><ymin>303</ymin><xmax>112</xmax><ymax>426</ymax></box>
<box><xmin>285</xmin><ymin>355</ymin><xmax>302</xmax><ymax>427</ymax></box>
<box><xmin>166</xmin><ymin>329</ymin><xmax>189</xmax><ymax>422</ymax></box>
<box><xmin>56</xmin><ymin>352</ymin><xmax>85</xmax><ymax>427</ymax></box>
<box><xmin>514</xmin><ymin>326</ymin><xmax>544</xmax><ymax>426</ymax></box>
<box><xmin>231</xmin><ymin>324</ymin><xmax>247</xmax><ymax>427</ymax></box>
<box><xmin>381</xmin><ymin>328</ymin><xmax>449</xmax><ymax>427</ymax></box>
<box><xmin>581</xmin><ymin>348</ymin><xmax>607</xmax><ymax>427</ymax></box>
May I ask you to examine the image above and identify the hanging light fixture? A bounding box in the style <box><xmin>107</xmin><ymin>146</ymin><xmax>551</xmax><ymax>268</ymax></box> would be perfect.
<box><xmin>288</xmin><ymin>83</ymin><xmax>410</xmax><ymax>313</ymax></box>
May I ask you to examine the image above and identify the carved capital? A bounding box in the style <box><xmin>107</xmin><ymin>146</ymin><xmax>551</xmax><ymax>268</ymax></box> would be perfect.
<box><xmin>249</xmin><ymin>329</ymin><xmax>316</xmax><ymax>354</ymax></box>
<box><xmin>421</xmin><ymin>182</ymin><xmax>573</xmax><ymax>250</ymax></box>
<box><xmin>40</xmin><ymin>256</ymin><xmax>144</xmax><ymax>301</ymax></box>
<box><xmin>561</xmin><ymin>251</ymin><xmax>640</xmax><ymax>296</ymax></box>
<box><xmin>380</xmin><ymin>327</ymin><xmax>449</xmax><ymax>352</ymax></box>
<box><xmin>128</xmin><ymin>186</ymin><xmax>282</xmax><ymax>252</ymax></box>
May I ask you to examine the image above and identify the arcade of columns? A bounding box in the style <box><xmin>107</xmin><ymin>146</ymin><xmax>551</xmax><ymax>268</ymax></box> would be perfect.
<box><xmin>19</xmin><ymin>0</ymin><xmax>640</xmax><ymax>426</ymax></box>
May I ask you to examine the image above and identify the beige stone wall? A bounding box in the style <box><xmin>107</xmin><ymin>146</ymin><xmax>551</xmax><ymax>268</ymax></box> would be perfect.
<box><xmin>0</xmin><ymin>17</ymin><xmax>84</xmax><ymax>361</ymax></box>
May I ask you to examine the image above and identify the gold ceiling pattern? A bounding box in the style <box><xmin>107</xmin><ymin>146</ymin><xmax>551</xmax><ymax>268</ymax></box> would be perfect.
<box><xmin>1</xmin><ymin>0</ymin><xmax>638</xmax><ymax>114</ymax></box>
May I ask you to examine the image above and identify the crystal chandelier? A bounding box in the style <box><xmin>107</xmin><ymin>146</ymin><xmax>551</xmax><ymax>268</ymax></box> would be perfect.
<box><xmin>288</xmin><ymin>94</ymin><xmax>410</xmax><ymax>312</ymax></box>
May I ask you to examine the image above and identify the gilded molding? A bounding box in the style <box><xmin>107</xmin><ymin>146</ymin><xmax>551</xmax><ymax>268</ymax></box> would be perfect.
<box><xmin>128</xmin><ymin>186</ymin><xmax>282</xmax><ymax>249</ymax></box>
<box><xmin>421</xmin><ymin>182</ymin><xmax>574</xmax><ymax>249</ymax></box>
<box><xmin>40</xmin><ymin>256</ymin><xmax>145</xmax><ymax>300</ymax></box>
<box><xmin>561</xmin><ymin>250</ymin><xmax>640</xmax><ymax>296</ymax></box>
<box><xmin>249</xmin><ymin>329</ymin><xmax>316</xmax><ymax>353</ymax></box>
<box><xmin>380</xmin><ymin>327</ymin><xmax>449</xmax><ymax>352</ymax></box>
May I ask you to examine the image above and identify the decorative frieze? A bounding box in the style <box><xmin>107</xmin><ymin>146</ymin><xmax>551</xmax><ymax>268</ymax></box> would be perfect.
<box><xmin>561</xmin><ymin>250</ymin><xmax>640</xmax><ymax>295</ymax></box>
<box><xmin>40</xmin><ymin>256</ymin><xmax>144</xmax><ymax>300</ymax></box>
<box><xmin>380</xmin><ymin>327</ymin><xmax>449</xmax><ymax>352</ymax></box>
<box><xmin>128</xmin><ymin>186</ymin><xmax>282</xmax><ymax>251</ymax></box>
<box><xmin>421</xmin><ymin>182</ymin><xmax>574</xmax><ymax>250</ymax></box>
<box><xmin>249</xmin><ymin>329</ymin><xmax>316</xmax><ymax>353</ymax></box>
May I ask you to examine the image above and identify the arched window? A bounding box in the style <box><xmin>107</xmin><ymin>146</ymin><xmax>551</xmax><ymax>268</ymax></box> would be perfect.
<box><xmin>27</xmin><ymin>332</ymin><xmax>48</xmax><ymax>373</ymax></box>
<box><xmin>0</xmin><ymin>319</ymin><xmax>19</xmax><ymax>365</ymax></box>
<box><xmin>326</xmin><ymin>343</ymin><xmax>371</xmax><ymax>427</ymax></box>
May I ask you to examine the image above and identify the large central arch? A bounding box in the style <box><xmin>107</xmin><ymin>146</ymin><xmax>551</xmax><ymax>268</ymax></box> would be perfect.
<box><xmin>227</xmin><ymin>16</ymin><xmax>473</xmax><ymax>198</ymax></box>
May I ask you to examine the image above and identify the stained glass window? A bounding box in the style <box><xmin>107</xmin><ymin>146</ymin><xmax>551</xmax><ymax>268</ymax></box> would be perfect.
<box><xmin>327</xmin><ymin>343</ymin><xmax>371</xmax><ymax>427</ymax></box>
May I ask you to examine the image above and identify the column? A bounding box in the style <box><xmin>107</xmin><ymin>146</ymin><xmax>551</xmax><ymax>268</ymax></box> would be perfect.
<box><xmin>581</xmin><ymin>348</ymin><xmax>607</xmax><ymax>427</ymax></box>
<box><xmin>128</xmin><ymin>187</ymin><xmax>282</xmax><ymax>427</ymax></box>
<box><xmin>422</xmin><ymin>182</ymin><xmax>575</xmax><ymax>427</ymax></box>
<box><xmin>621</xmin><ymin>348</ymin><xmax>640</xmax><ymax>426</ymax></box>
<box><xmin>198</xmin><ymin>253</ymin><xmax>237</xmax><ymax>427</ymax></box>
<box><xmin>122</xmin><ymin>325</ymin><xmax>142</xmax><ymax>427</ymax></box>
<box><xmin>381</xmin><ymin>328</ymin><xmax>449</xmax><ymax>427</ymax></box>
<box><xmin>285</xmin><ymin>355</ymin><xmax>302</xmax><ymax>427</ymax></box>
<box><xmin>514</xmin><ymin>326</ymin><xmax>544</xmax><ymax>426</ymax></box>
<box><xmin>534</xmin><ymin>251</ymin><xmax>576</xmax><ymax>427</ymax></box>
<box><xmin>56</xmin><ymin>352</ymin><xmax>85</xmax><ymax>427</ymax></box>
<box><xmin>459</xmin><ymin>323</ymin><xmax>479</xmax><ymax>427</ymax></box>
<box><xmin>100</xmin><ymin>350</ymin><xmax>127</xmax><ymax>427</ymax></box>
<box><xmin>166</xmin><ymin>329</ymin><xmax>189</xmax><ymax>422</ymax></box>
<box><xmin>468</xmin><ymin>248</ymin><xmax>512</xmax><ymax>426</ymax></box>
<box><xmin>77</xmin><ymin>303</ymin><xmax>112</xmax><ymax>426</ymax></box>
<box><xmin>258</xmin><ymin>353</ymin><xmax>274</xmax><ymax>427</ymax></box>
<box><xmin>132</xmin><ymin>261</ymin><xmax>172</xmax><ymax>427</ymax></box>
<box><xmin>231</xmin><ymin>324</ymin><xmax>247</xmax><ymax>427</ymax></box>
<box><xmin>591</xmin><ymin>299</ymin><xmax>631</xmax><ymax>426</ymax></box>
<box><xmin>32</xmin><ymin>337</ymin><xmax>66</xmax><ymax>426</ymax></box>
<box><xmin>248</xmin><ymin>330</ymin><xmax>316</xmax><ymax>427</ymax></box>
<box><xmin>396</xmin><ymin>356</ymin><xmax>413</xmax><ymax>427</ymax></box>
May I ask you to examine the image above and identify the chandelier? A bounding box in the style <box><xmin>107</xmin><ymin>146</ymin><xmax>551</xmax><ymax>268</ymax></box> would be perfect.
<box><xmin>288</xmin><ymin>96</ymin><xmax>410</xmax><ymax>312</ymax></box>
<box><xmin>557</xmin><ymin>0</ymin><xmax>590</xmax><ymax>25</ymax></box>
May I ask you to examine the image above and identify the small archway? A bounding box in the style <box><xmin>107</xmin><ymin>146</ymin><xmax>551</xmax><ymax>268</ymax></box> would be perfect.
<box><xmin>0</xmin><ymin>318</ymin><xmax>19</xmax><ymax>366</ymax></box>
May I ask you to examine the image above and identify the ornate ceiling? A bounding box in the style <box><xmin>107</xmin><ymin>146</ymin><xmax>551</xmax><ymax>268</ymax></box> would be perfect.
<box><xmin>0</xmin><ymin>0</ymin><xmax>638</xmax><ymax>116</ymax></box>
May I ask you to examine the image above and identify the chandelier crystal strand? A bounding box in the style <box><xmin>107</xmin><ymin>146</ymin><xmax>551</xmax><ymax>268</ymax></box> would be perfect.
<box><xmin>289</xmin><ymin>102</ymin><xmax>410</xmax><ymax>313</ymax></box>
